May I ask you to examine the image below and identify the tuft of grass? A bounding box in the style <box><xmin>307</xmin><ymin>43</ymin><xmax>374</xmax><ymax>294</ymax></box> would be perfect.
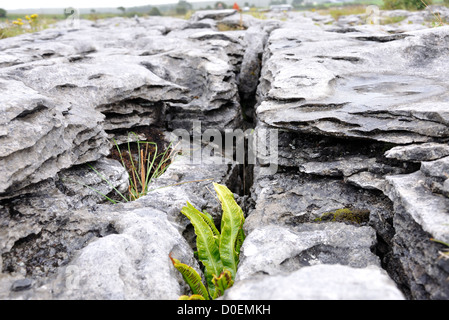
<box><xmin>111</xmin><ymin>132</ymin><xmax>176</xmax><ymax>202</ymax></box>
<box><xmin>381</xmin><ymin>15</ymin><xmax>408</xmax><ymax>24</ymax></box>
<box><xmin>320</xmin><ymin>5</ymin><xmax>367</xmax><ymax>21</ymax></box>
<box><xmin>73</xmin><ymin>130</ymin><xmax>217</xmax><ymax>204</ymax></box>
<box><xmin>73</xmin><ymin>132</ymin><xmax>177</xmax><ymax>204</ymax></box>
<box><xmin>216</xmin><ymin>22</ymin><xmax>244</xmax><ymax>31</ymax></box>
<box><xmin>430</xmin><ymin>238</ymin><xmax>449</xmax><ymax>258</ymax></box>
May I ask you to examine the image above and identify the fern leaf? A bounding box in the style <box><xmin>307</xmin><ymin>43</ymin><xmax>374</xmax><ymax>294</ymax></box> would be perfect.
<box><xmin>213</xmin><ymin>183</ymin><xmax>245</xmax><ymax>279</ymax></box>
<box><xmin>169</xmin><ymin>255</ymin><xmax>210</xmax><ymax>300</ymax></box>
<box><xmin>235</xmin><ymin>227</ymin><xmax>245</xmax><ymax>258</ymax></box>
<box><xmin>181</xmin><ymin>202</ymin><xmax>223</xmax><ymax>297</ymax></box>
<box><xmin>199</xmin><ymin>210</ymin><xmax>220</xmax><ymax>237</ymax></box>
<box><xmin>211</xmin><ymin>270</ymin><xmax>234</xmax><ymax>299</ymax></box>
<box><xmin>179</xmin><ymin>294</ymin><xmax>206</xmax><ymax>300</ymax></box>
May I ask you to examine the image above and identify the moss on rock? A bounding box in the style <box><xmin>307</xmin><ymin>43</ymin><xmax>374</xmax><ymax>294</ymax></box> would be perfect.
<box><xmin>314</xmin><ymin>208</ymin><xmax>370</xmax><ymax>225</ymax></box>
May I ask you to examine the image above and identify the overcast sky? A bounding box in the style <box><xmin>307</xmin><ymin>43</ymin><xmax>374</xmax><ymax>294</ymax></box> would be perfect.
<box><xmin>2</xmin><ymin>1</ymin><xmax>181</xmax><ymax>10</ymax></box>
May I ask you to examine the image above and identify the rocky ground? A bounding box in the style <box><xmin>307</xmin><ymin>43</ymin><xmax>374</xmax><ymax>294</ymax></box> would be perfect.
<box><xmin>0</xmin><ymin>7</ymin><xmax>448</xmax><ymax>300</ymax></box>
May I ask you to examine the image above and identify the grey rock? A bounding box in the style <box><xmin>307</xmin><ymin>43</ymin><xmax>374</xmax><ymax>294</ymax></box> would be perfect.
<box><xmin>256</xmin><ymin>25</ymin><xmax>449</xmax><ymax>144</ymax></box>
<box><xmin>251</xmin><ymin>16</ymin><xmax>449</xmax><ymax>301</ymax></box>
<box><xmin>443</xmin><ymin>179</ymin><xmax>449</xmax><ymax>196</ymax></box>
<box><xmin>420</xmin><ymin>156</ymin><xmax>449</xmax><ymax>197</ymax></box>
<box><xmin>386</xmin><ymin>171</ymin><xmax>449</xmax><ymax>299</ymax></box>
<box><xmin>387</xmin><ymin>171</ymin><xmax>449</xmax><ymax>246</ymax></box>
<box><xmin>190</xmin><ymin>9</ymin><xmax>237</xmax><ymax>22</ymax></box>
<box><xmin>0</xmin><ymin>157</ymin><xmax>128</xmax><ymax>277</ymax></box>
<box><xmin>237</xmin><ymin>223</ymin><xmax>379</xmax><ymax>281</ymax></box>
<box><xmin>57</xmin><ymin>158</ymin><xmax>129</xmax><ymax>208</ymax></box>
<box><xmin>11</xmin><ymin>278</ymin><xmax>33</xmax><ymax>292</ymax></box>
<box><xmin>299</xmin><ymin>157</ymin><xmax>377</xmax><ymax>177</ymax></box>
<box><xmin>385</xmin><ymin>143</ymin><xmax>449</xmax><ymax>162</ymax></box>
<box><xmin>220</xmin><ymin>11</ymin><xmax>268</xmax><ymax>29</ymax></box>
<box><xmin>1</xmin><ymin>10</ymin><xmax>448</xmax><ymax>301</ymax></box>
<box><xmin>0</xmin><ymin>77</ymin><xmax>109</xmax><ymax>195</ymax></box>
<box><xmin>246</xmin><ymin>166</ymin><xmax>395</xmax><ymax>234</ymax></box>
<box><xmin>0</xmin><ymin>13</ymin><xmax>251</xmax><ymax>197</ymax></box>
<box><xmin>52</xmin><ymin>208</ymin><xmax>197</xmax><ymax>300</ymax></box>
<box><xmin>222</xmin><ymin>264</ymin><xmax>405</xmax><ymax>300</ymax></box>
<box><xmin>421</xmin><ymin>156</ymin><xmax>449</xmax><ymax>181</ymax></box>
<box><xmin>238</xmin><ymin>22</ymin><xmax>280</xmax><ymax>103</ymax></box>
<box><xmin>345</xmin><ymin>171</ymin><xmax>388</xmax><ymax>193</ymax></box>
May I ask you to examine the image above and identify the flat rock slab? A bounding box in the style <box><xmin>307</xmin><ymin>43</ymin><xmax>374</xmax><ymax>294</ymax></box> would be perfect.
<box><xmin>257</xmin><ymin>25</ymin><xmax>449</xmax><ymax>144</ymax></box>
<box><xmin>52</xmin><ymin>208</ymin><xmax>197</xmax><ymax>300</ymax></box>
<box><xmin>0</xmin><ymin>15</ymin><xmax>247</xmax><ymax>195</ymax></box>
<box><xmin>222</xmin><ymin>264</ymin><xmax>405</xmax><ymax>300</ymax></box>
<box><xmin>237</xmin><ymin>223</ymin><xmax>380</xmax><ymax>281</ymax></box>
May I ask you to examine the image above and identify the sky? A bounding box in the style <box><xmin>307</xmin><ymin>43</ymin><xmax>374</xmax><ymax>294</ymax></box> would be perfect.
<box><xmin>1</xmin><ymin>0</ymin><xmax>181</xmax><ymax>10</ymax></box>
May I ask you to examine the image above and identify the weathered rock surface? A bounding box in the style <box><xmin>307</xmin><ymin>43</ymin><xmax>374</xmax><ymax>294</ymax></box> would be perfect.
<box><xmin>221</xmin><ymin>264</ymin><xmax>405</xmax><ymax>300</ymax></box>
<box><xmin>0</xmin><ymin>12</ymin><xmax>253</xmax><ymax>299</ymax></box>
<box><xmin>0</xmin><ymin>158</ymin><xmax>127</xmax><ymax>279</ymax></box>
<box><xmin>52</xmin><ymin>208</ymin><xmax>198</xmax><ymax>300</ymax></box>
<box><xmin>252</xmin><ymin>8</ymin><xmax>449</xmax><ymax>300</ymax></box>
<box><xmin>257</xmin><ymin>25</ymin><xmax>449</xmax><ymax>145</ymax></box>
<box><xmin>1</xmin><ymin>8</ymin><xmax>448</xmax><ymax>300</ymax></box>
<box><xmin>237</xmin><ymin>223</ymin><xmax>380</xmax><ymax>281</ymax></box>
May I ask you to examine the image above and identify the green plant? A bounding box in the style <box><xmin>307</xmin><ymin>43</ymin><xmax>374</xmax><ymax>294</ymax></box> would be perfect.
<box><xmin>328</xmin><ymin>5</ymin><xmax>367</xmax><ymax>21</ymax></box>
<box><xmin>74</xmin><ymin>132</ymin><xmax>175</xmax><ymax>204</ymax></box>
<box><xmin>170</xmin><ymin>182</ymin><xmax>245</xmax><ymax>300</ymax></box>
<box><xmin>176</xmin><ymin>0</ymin><xmax>192</xmax><ymax>15</ymax></box>
<box><xmin>383</xmin><ymin>0</ymin><xmax>431</xmax><ymax>10</ymax></box>
<box><xmin>111</xmin><ymin>132</ymin><xmax>175</xmax><ymax>202</ymax></box>
<box><xmin>0</xmin><ymin>13</ymin><xmax>45</xmax><ymax>39</ymax></box>
<box><xmin>431</xmin><ymin>238</ymin><xmax>449</xmax><ymax>260</ymax></box>
<box><xmin>381</xmin><ymin>15</ymin><xmax>407</xmax><ymax>25</ymax></box>
<box><xmin>148</xmin><ymin>7</ymin><xmax>162</xmax><ymax>16</ymax></box>
<box><xmin>314</xmin><ymin>208</ymin><xmax>370</xmax><ymax>225</ymax></box>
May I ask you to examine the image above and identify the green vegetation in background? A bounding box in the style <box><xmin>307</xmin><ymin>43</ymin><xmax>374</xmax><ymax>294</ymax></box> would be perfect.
<box><xmin>0</xmin><ymin>13</ymin><xmax>60</xmax><ymax>39</ymax></box>
<box><xmin>383</xmin><ymin>0</ymin><xmax>432</xmax><ymax>10</ymax></box>
<box><xmin>381</xmin><ymin>15</ymin><xmax>408</xmax><ymax>23</ymax></box>
<box><xmin>148</xmin><ymin>7</ymin><xmax>162</xmax><ymax>16</ymax></box>
<box><xmin>327</xmin><ymin>5</ymin><xmax>368</xmax><ymax>20</ymax></box>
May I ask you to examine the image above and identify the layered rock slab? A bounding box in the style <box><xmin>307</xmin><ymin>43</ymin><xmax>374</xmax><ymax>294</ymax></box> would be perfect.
<box><xmin>221</xmin><ymin>264</ymin><xmax>405</xmax><ymax>300</ymax></box>
<box><xmin>257</xmin><ymin>25</ymin><xmax>449</xmax><ymax>144</ymax></box>
<box><xmin>253</xmin><ymin>21</ymin><xmax>449</xmax><ymax>299</ymax></box>
<box><xmin>0</xmin><ymin>12</ymin><xmax>256</xmax><ymax>299</ymax></box>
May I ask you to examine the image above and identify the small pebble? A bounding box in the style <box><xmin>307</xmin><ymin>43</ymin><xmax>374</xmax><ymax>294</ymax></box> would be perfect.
<box><xmin>11</xmin><ymin>278</ymin><xmax>33</xmax><ymax>292</ymax></box>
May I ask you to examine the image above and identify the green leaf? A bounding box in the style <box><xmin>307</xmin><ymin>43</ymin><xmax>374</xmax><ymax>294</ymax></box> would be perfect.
<box><xmin>213</xmin><ymin>183</ymin><xmax>245</xmax><ymax>279</ymax></box>
<box><xmin>181</xmin><ymin>202</ymin><xmax>223</xmax><ymax>297</ymax></box>
<box><xmin>179</xmin><ymin>294</ymin><xmax>206</xmax><ymax>300</ymax></box>
<box><xmin>169</xmin><ymin>255</ymin><xmax>210</xmax><ymax>300</ymax></box>
<box><xmin>211</xmin><ymin>270</ymin><xmax>234</xmax><ymax>299</ymax></box>
<box><xmin>199</xmin><ymin>210</ymin><xmax>220</xmax><ymax>237</ymax></box>
<box><xmin>431</xmin><ymin>238</ymin><xmax>449</xmax><ymax>248</ymax></box>
<box><xmin>235</xmin><ymin>227</ymin><xmax>245</xmax><ymax>257</ymax></box>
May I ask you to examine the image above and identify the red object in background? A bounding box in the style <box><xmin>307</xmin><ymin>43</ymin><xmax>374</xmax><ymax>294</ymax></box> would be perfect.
<box><xmin>233</xmin><ymin>2</ymin><xmax>241</xmax><ymax>10</ymax></box>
